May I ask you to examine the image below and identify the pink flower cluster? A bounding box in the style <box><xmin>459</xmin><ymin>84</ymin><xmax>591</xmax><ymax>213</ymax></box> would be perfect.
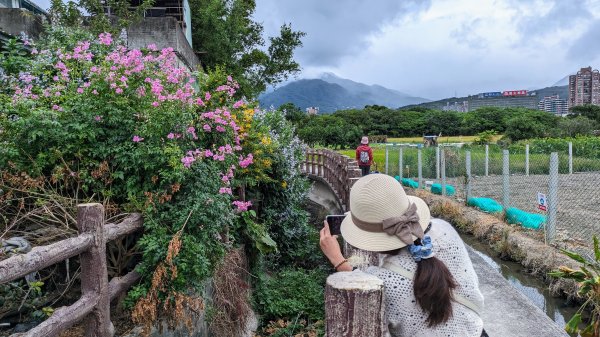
<box><xmin>238</xmin><ymin>154</ymin><xmax>253</xmax><ymax>168</ymax></box>
<box><xmin>232</xmin><ymin>200</ymin><xmax>252</xmax><ymax>211</ymax></box>
<box><xmin>98</xmin><ymin>33</ymin><xmax>112</xmax><ymax>46</ymax></box>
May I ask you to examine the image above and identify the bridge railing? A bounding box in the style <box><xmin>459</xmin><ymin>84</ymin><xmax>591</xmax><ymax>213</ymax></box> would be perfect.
<box><xmin>303</xmin><ymin>149</ymin><xmax>363</xmax><ymax>210</ymax></box>
<box><xmin>1</xmin><ymin>203</ymin><xmax>143</xmax><ymax>337</ymax></box>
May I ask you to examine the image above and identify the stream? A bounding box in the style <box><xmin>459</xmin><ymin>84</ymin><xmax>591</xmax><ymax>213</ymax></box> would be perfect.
<box><xmin>460</xmin><ymin>233</ymin><xmax>579</xmax><ymax>332</ymax></box>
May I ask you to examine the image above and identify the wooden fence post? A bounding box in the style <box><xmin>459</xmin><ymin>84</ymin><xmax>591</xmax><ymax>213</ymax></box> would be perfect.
<box><xmin>77</xmin><ymin>203</ymin><xmax>112</xmax><ymax>337</ymax></box>
<box><xmin>325</xmin><ymin>271</ymin><xmax>386</xmax><ymax>337</ymax></box>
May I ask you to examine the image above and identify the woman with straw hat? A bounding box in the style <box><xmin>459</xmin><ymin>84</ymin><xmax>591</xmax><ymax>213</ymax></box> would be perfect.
<box><xmin>320</xmin><ymin>174</ymin><xmax>484</xmax><ymax>337</ymax></box>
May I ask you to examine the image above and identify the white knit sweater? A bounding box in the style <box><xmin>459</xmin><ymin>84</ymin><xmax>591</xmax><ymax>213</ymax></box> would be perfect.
<box><xmin>365</xmin><ymin>218</ymin><xmax>484</xmax><ymax>337</ymax></box>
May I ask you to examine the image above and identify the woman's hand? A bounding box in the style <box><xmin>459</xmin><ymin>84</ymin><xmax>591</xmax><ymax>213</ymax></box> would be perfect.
<box><xmin>319</xmin><ymin>220</ymin><xmax>351</xmax><ymax>271</ymax></box>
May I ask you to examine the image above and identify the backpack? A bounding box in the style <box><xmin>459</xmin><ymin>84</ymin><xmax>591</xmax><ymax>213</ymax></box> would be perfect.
<box><xmin>359</xmin><ymin>150</ymin><xmax>369</xmax><ymax>164</ymax></box>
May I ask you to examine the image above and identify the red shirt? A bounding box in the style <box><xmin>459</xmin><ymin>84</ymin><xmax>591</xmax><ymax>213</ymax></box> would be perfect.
<box><xmin>356</xmin><ymin>144</ymin><xmax>373</xmax><ymax>166</ymax></box>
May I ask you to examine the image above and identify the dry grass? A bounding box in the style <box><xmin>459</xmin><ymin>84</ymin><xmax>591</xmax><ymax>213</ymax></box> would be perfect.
<box><xmin>411</xmin><ymin>188</ymin><xmax>581</xmax><ymax>299</ymax></box>
<box><xmin>209</xmin><ymin>248</ymin><xmax>253</xmax><ymax>337</ymax></box>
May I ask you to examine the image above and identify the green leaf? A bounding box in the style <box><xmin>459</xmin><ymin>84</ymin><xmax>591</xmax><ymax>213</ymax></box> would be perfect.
<box><xmin>561</xmin><ymin>249</ymin><xmax>587</xmax><ymax>264</ymax></box>
<box><xmin>565</xmin><ymin>313</ymin><xmax>582</xmax><ymax>333</ymax></box>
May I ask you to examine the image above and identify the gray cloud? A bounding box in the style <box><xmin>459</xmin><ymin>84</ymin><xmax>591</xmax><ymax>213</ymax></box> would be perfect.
<box><xmin>254</xmin><ymin>0</ymin><xmax>432</xmax><ymax>67</ymax></box>
<box><xmin>450</xmin><ymin>18</ymin><xmax>488</xmax><ymax>49</ymax></box>
<box><xmin>515</xmin><ymin>0</ymin><xmax>593</xmax><ymax>37</ymax></box>
<box><xmin>567</xmin><ymin>20</ymin><xmax>600</xmax><ymax>63</ymax></box>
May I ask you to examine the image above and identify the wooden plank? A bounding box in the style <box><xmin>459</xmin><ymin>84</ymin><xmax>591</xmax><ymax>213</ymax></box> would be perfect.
<box><xmin>77</xmin><ymin>203</ymin><xmax>112</xmax><ymax>337</ymax></box>
<box><xmin>0</xmin><ymin>234</ymin><xmax>93</xmax><ymax>284</ymax></box>
<box><xmin>104</xmin><ymin>213</ymin><xmax>143</xmax><ymax>242</ymax></box>
<box><xmin>9</xmin><ymin>294</ymin><xmax>98</xmax><ymax>337</ymax></box>
<box><xmin>108</xmin><ymin>270</ymin><xmax>141</xmax><ymax>301</ymax></box>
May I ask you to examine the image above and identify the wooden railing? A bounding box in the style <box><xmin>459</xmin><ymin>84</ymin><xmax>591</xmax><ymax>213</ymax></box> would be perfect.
<box><xmin>302</xmin><ymin>149</ymin><xmax>363</xmax><ymax>210</ymax></box>
<box><xmin>1</xmin><ymin>203</ymin><xmax>143</xmax><ymax>337</ymax></box>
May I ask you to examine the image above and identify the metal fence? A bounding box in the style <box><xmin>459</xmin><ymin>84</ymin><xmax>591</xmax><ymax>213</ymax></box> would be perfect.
<box><xmin>383</xmin><ymin>142</ymin><xmax>600</xmax><ymax>259</ymax></box>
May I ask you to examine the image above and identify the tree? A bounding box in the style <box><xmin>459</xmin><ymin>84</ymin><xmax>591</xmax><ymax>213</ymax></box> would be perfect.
<box><xmin>190</xmin><ymin>0</ymin><xmax>305</xmax><ymax>98</ymax></box>
<box><xmin>49</xmin><ymin>0</ymin><xmax>154</xmax><ymax>34</ymax></box>
<box><xmin>554</xmin><ymin>116</ymin><xmax>597</xmax><ymax>137</ymax></box>
<box><xmin>570</xmin><ymin>104</ymin><xmax>600</xmax><ymax>123</ymax></box>
<box><xmin>504</xmin><ymin>110</ymin><xmax>558</xmax><ymax>141</ymax></box>
<box><xmin>278</xmin><ymin>102</ymin><xmax>306</xmax><ymax>124</ymax></box>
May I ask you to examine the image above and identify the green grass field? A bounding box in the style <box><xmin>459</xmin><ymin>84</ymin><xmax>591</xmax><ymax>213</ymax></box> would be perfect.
<box><xmin>386</xmin><ymin>135</ymin><xmax>503</xmax><ymax>144</ymax></box>
<box><xmin>340</xmin><ymin>145</ymin><xmax>600</xmax><ymax>178</ymax></box>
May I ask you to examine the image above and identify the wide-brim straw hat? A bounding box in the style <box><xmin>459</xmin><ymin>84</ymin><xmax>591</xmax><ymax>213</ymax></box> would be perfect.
<box><xmin>340</xmin><ymin>174</ymin><xmax>431</xmax><ymax>252</ymax></box>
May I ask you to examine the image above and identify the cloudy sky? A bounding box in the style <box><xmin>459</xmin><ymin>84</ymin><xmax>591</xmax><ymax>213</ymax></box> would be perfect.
<box><xmin>253</xmin><ymin>0</ymin><xmax>600</xmax><ymax>100</ymax></box>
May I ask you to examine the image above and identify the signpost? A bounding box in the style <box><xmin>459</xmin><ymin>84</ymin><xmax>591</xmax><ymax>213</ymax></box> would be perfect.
<box><xmin>537</xmin><ymin>192</ymin><xmax>547</xmax><ymax>212</ymax></box>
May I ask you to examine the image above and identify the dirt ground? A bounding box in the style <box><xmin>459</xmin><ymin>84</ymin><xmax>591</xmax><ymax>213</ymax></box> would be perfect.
<box><xmin>439</xmin><ymin>172</ymin><xmax>600</xmax><ymax>259</ymax></box>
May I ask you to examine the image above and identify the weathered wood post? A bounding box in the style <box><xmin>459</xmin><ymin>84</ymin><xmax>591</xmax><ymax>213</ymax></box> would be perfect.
<box><xmin>325</xmin><ymin>271</ymin><xmax>386</xmax><ymax>337</ymax></box>
<box><xmin>77</xmin><ymin>203</ymin><xmax>112</xmax><ymax>337</ymax></box>
<box><xmin>316</xmin><ymin>149</ymin><xmax>322</xmax><ymax>177</ymax></box>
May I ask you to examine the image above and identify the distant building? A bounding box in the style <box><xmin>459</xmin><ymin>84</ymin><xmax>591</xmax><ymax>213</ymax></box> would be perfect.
<box><xmin>0</xmin><ymin>0</ymin><xmax>46</xmax><ymax>15</ymax></box>
<box><xmin>538</xmin><ymin>95</ymin><xmax>568</xmax><ymax>116</ymax></box>
<box><xmin>467</xmin><ymin>94</ymin><xmax>538</xmax><ymax>111</ymax></box>
<box><xmin>0</xmin><ymin>0</ymin><xmax>46</xmax><ymax>45</ymax></box>
<box><xmin>568</xmin><ymin>66</ymin><xmax>600</xmax><ymax>109</ymax></box>
<box><xmin>441</xmin><ymin>101</ymin><xmax>468</xmax><ymax>112</ymax></box>
<box><xmin>306</xmin><ymin>106</ymin><xmax>319</xmax><ymax>115</ymax></box>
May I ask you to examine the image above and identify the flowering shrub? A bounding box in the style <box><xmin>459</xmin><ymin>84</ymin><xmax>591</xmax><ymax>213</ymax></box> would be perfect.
<box><xmin>0</xmin><ymin>27</ymin><xmax>310</xmax><ymax>325</ymax></box>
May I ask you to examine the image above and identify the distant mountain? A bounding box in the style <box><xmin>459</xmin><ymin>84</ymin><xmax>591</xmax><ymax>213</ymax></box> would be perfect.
<box><xmin>552</xmin><ymin>75</ymin><xmax>569</xmax><ymax>87</ymax></box>
<box><xmin>258</xmin><ymin>73</ymin><xmax>430</xmax><ymax>113</ymax></box>
<box><xmin>532</xmin><ymin>85</ymin><xmax>568</xmax><ymax>99</ymax></box>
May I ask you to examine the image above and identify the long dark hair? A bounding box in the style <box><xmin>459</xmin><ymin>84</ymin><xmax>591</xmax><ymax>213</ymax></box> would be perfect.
<box><xmin>384</xmin><ymin>247</ymin><xmax>457</xmax><ymax>327</ymax></box>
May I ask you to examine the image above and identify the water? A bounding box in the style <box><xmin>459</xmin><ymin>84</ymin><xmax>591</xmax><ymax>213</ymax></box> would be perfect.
<box><xmin>460</xmin><ymin>233</ymin><xmax>579</xmax><ymax>331</ymax></box>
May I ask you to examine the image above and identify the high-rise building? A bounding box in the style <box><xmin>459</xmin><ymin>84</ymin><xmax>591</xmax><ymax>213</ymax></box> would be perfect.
<box><xmin>538</xmin><ymin>95</ymin><xmax>568</xmax><ymax>116</ymax></box>
<box><xmin>306</xmin><ymin>107</ymin><xmax>319</xmax><ymax>115</ymax></box>
<box><xmin>568</xmin><ymin>66</ymin><xmax>600</xmax><ymax>109</ymax></box>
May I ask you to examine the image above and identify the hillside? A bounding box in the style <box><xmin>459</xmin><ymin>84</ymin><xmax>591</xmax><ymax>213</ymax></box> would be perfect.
<box><xmin>258</xmin><ymin>73</ymin><xmax>430</xmax><ymax>113</ymax></box>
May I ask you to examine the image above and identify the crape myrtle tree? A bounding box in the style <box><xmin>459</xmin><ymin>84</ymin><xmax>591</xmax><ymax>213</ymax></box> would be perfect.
<box><xmin>190</xmin><ymin>0</ymin><xmax>306</xmax><ymax>98</ymax></box>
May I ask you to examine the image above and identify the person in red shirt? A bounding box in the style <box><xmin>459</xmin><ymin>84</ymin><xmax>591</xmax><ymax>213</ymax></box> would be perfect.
<box><xmin>356</xmin><ymin>136</ymin><xmax>373</xmax><ymax>176</ymax></box>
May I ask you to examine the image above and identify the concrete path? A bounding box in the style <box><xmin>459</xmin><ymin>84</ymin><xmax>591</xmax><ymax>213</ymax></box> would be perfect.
<box><xmin>468</xmin><ymin>246</ymin><xmax>570</xmax><ymax>337</ymax></box>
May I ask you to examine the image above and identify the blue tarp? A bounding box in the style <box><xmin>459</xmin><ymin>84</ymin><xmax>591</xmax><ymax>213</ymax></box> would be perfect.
<box><xmin>467</xmin><ymin>197</ymin><xmax>504</xmax><ymax>214</ymax></box>
<box><xmin>396</xmin><ymin>176</ymin><xmax>419</xmax><ymax>188</ymax></box>
<box><xmin>505</xmin><ymin>207</ymin><xmax>546</xmax><ymax>230</ymax></box>
<box><xmin>431</xmin><ymin>183</ymin><xmax>456</xmax><ymax>196</ymax></box>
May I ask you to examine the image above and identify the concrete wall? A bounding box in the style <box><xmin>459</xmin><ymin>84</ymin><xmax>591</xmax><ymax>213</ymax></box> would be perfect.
<box><xmin>126</xmin><ymin>16</ymin><xmax>200</xmax><ymax>72</ymax></box>
<box><xmin>0</xmin><ymin>8</ymin><xmax>44</xmax><ymax>39</ymax></box>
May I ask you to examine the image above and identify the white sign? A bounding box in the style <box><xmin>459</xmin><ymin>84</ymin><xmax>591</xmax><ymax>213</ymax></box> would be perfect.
<box><xmin>537</xmin><ymin>192</ymin><xmax>547</xmax><ymax>211</ymax></box>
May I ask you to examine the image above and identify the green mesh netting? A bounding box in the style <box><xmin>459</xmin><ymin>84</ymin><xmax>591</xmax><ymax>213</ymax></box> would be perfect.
<box><xmin>467</xmin><ymin>197</ymin><xmax>504</xmax><ymax>214</ymax></box>
<box><xmin>431</xmin><ymin>183</ymin><xmax>456</xmax><ymax>196</ymax></box>
<box><xmin>505</xmin><ymin>207</ymin><xmax>546</xmax><ymax>230</ymax></box>
<box><xmin>396</xmin><ymin>176</ymin><xmax>419</xmax><ymax>188</ymax></box>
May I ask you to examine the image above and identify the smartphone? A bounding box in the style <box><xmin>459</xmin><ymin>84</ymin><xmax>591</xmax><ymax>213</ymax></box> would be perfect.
<box><xmin>325</xmin><ymin>215</ymin><xmax>346</xmax><ymax>236</ymax></box>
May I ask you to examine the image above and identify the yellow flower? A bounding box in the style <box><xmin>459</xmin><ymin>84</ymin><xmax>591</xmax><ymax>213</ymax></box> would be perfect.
<box><xmin>261</xmin><ymin>136</ymin><xmax>272</xmax><ymax>145</ymax></box>
<box><xmin>281</xmin><ymin>181</ymin><xmax>287</xmax><ymax>189</ymax></box>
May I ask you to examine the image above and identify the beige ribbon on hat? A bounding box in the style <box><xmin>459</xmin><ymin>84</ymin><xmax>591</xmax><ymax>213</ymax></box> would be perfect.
<box><xmin>351</xmin><ymin>203</ymin><xmax>423</xmax><ymax>245</ymax></box>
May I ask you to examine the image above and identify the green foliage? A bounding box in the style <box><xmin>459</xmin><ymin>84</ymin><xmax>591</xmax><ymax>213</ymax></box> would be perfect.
<box><xmin>570</xmin><ymin>104</ymin><xmax>600</xmax><ymax>123</ymax></box>
<box><xmin>554</xmin><ymin>116</ymin><xmax>597</xmax><ymax>137</ymax></box>
<box><xmin>254</xmin><ymin>268</ymin><xmax>327</xmax><ymax>322</ymax></box>
<box><xmin>549</xmin><ymin>236</ymin><xmax>600</xmax><ymax>337</ymax></box>
<box><xmin>473</xmin><ymin>130</ymin><xmax>498</xmax><ymax>145</ymax></box>
<box><xmin>255</xmin><ymin>319</ymin><xmax>324</xmax><ymax>337</ymax></box>
<box><xmin>0</xmin><ymin>27</ymin><xmax>313</xmax><ymax>326</ymax></box>
<box><xmin>510</xmin><ymin>137</ymin><xmax>600</xmax><ymax>158</ymax></box>
<box><xmin>504</xmin><ymin>110</ymin><xmax>558</xmax><ymax>141</ymax></box>
<box><xmin>190</xmin><ymin>0</ymin><xmax>305</xmax><ymax>98</ymax></box>
<box><xmin>294</xmin><ymin>106</ymin><xmax>559</xmax><ymax>147</ymax></box>
<box><xmin>49</xmin><ymin>0</ymin><xmax>154</xmax><ymax>34</ymax></box>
